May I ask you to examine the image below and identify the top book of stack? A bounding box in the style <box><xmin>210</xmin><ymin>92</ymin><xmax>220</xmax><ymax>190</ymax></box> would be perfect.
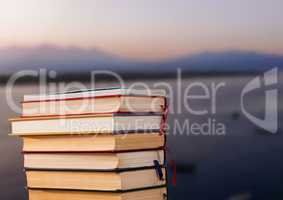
<box><xmin>21</xmin><ymin>88</ymin><xmax>166</xmax><ymax>117</ymax></box>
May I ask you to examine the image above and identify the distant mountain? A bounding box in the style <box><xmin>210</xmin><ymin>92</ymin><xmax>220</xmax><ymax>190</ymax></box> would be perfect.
<box><xmin>162</xmin><ymin>51</ymin><xmax>283</xmax><ymax>73</ymax></box>
<box><xmin>0</xmin><ymin>45</ymin><xmax>130</xmax><ymax>75</ymax></box>
<box><xmin>0</xmin><ymin>45</ymin><xmax>282</xmax><ymax>75</ymax></box>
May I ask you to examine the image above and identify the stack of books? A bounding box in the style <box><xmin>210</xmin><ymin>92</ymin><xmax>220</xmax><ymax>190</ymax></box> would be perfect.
<box><xmin>10</xmin><ymin>88</ymin><xmax>168</xmax><ymax>200</ymax></box>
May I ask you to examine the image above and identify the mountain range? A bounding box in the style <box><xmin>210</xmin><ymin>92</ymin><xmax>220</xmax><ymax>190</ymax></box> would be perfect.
<box><xmin>0</xmin><ymin>45</ymin><xmax>282</xmax><ymax>76</ymax></box>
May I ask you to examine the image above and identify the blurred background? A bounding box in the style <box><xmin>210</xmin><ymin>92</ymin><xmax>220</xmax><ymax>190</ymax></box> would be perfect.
<box><xmin>0</xmin><ymin>1</ymin><xmax>282</xmax><ymax>199</ymax></box>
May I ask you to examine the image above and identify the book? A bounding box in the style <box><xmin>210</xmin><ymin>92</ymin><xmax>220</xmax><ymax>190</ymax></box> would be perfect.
<box><xmin>22</xmin><ymin>134</ymin><xmax>165</xmax><ymax>152</ymax></box>
<box><xmin>26</xmin><ymin>168</ymin><xmax>166</xmax><ymax>191</ymax></box>
<box><xmin>10</xmin><ymin>114</ymin><xmax>163</xmax><ymax>135</ymax></box>
<box><xmin>24</xmin><ymin>150</ymin><xmax>164</xmax><ymax>171</ymax></box>
<box><xmin>22</xmin><ymin>96</ymin><xmax>165</xmax><ymax>117</ymax></box>
<box><xmin>11</xmin><ymin>87</ymin><xmax>169</xmax><ymax>199</ymax></box>
<box><xmin>24</xmin><ymin>88</ymin><xmax>166</xmax><ymax>102</ymax></box>
<box><xmin>28</xmin><ymin>187</ymin><xmax>167</xmax><ymax>200</ymax></box>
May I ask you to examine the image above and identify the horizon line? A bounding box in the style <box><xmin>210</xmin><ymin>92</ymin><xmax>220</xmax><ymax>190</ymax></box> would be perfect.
<box><xmin>1</xmin><ymin>43</ymin><xmax>283</xmax><ymax>62</ymax></box>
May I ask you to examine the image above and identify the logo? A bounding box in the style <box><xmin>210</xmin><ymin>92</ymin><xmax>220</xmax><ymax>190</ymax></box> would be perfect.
<box><xmin>241</xmin><ymin>68</ymin><xmax>278</xmax><ymax>134</ymax></box>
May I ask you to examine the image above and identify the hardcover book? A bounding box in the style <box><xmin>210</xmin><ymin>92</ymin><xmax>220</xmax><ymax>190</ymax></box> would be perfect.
<box><xmin>22</xmin><ymin>134</ymin><xmax>165</xmax><ymax>152</ymax></box>
<box><xmin>24</xmin><ymin>150</ymin><xmax>165</xmax><ymax>171</ymax></box>
<box><xmin>28</xmin><ymin>187</ymin><xmax>167</xmax><ymax>200</ymax></box>
<box><xmin>10</xmin><ymin>113</ymin><xmax>163</xmax><ymax>135</ymax></box>
<box><xmin>26</xmin><ymin>168</ymin><xmax>166</xmax><ymax>191</ymax></box>
<box><xmin>22</xmin><ymin>95</ymin><xmax>165</xmax><ymax>117</ymax></box>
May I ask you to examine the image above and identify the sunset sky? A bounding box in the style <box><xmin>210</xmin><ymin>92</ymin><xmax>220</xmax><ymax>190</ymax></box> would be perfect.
<box><xmin>0</xmin><ymin>0</ymin><xmax>282</xmax><ymax>60</ymax></box>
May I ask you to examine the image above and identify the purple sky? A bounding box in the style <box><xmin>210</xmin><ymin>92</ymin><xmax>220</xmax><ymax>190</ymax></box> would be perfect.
<box><xmin>0</xmin><ymin>0</ymin><xmax>282</xmax><ymax>60</ymax></box>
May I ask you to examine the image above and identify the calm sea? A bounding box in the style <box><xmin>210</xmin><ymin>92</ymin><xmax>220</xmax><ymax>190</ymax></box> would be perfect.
<box><xmin>0</xmin><ymin>75</ymin><xmax>282</xmax><ymax>200</ymax></box>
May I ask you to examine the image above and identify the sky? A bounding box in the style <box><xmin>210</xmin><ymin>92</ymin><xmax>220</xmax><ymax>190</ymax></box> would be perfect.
<box><xmin>0</xmin><ymin>0</ymin><xmax>283</xmax><ymax>61</ymax></box>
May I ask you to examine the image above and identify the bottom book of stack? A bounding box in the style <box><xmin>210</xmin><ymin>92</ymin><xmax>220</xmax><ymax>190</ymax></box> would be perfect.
<box><xmin>29</xmin><ymin>187</ymin><xmax>167</xmax><ymax>200</ymax></box>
